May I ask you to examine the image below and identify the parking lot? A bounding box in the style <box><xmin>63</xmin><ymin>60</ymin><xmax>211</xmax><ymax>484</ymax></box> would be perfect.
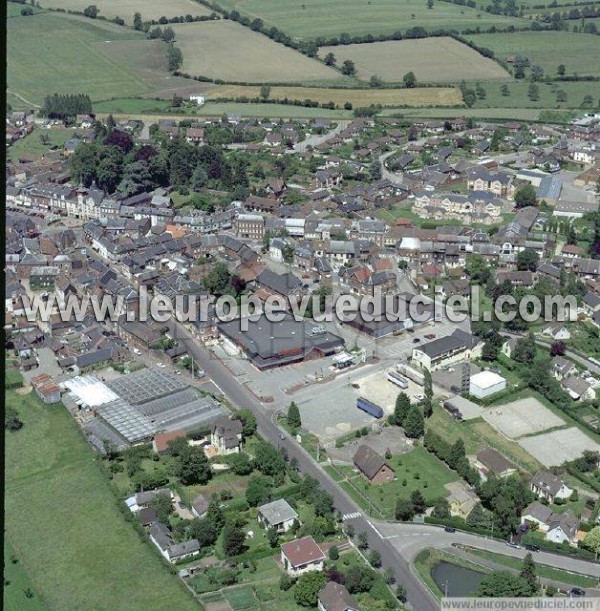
<box><xmin>518</xmin><ymin>427</ymin><xmax>600</xmax><ymax>468</ymax></box>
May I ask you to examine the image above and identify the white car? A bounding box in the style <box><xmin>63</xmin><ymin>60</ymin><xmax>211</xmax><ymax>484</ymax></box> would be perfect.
<box><xmin>413</xmin><ymin>393</ymin><xmax>425</xmax><ymax>401</ymax></box>
<box><xmin>133</xmin><ymin>348</ymin><xmax>141</xmax><ymax>356</ymax></box>
<box><xmin>156</xmin><ymin>362</ymin><xmax>166</xmax><ymax>368</ymax></box>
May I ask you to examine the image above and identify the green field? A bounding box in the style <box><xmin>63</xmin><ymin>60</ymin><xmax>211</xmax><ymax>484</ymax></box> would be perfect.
<box><xmin>5</xmin><ymin>390</ymin><xmax>199</xmax><ymax>611</ymax></box>
<box><xmin>172</xmin><ymin>20</ymin><xmax>342</xmax><ymax>83</ymax></box>
<box><xmin>466</xmin><ymin>31</ymin><xmax>600</xmax><ymax>78</ymax></box>
<box><xmin>93</xmin><ymin>97</ymin><xmax>174</xmax><ymax>113</ymax></box>
<box><xmin>7</xmin><ymin>127</ymin><xmax>73</xmax><ymax>162</ymax></box>
<box><xmin>213</xmin><ymin>0</ymin><xmax>525</xmax><ymax>40</ymax></box>
<box><xmin>3</xmin><ymin>540</ymin><xmax>46</xmax><ymax>611</ymax></box>
<box><xmin>7</xmin><ymin>1</ymin><xmax>44</xmax><ymax>17</ymax></box>
<box><xmin>7</xmin><ymin>11</ymin><xmax>195</xmax><ymax>104</ymax></box>
<box><xmin>38</xmin><ymin>0</ymin><xmax>213</xmax><ymax>24</ymax></box>
<box><xmin>319</xmin><ymin>38</ymin><xmax>510</xmax><ymax>83</ymax></box>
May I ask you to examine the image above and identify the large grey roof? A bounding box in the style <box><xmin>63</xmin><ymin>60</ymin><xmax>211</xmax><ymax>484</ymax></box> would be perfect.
<box><xmin>258</xmin><ymin>499</ymin><xmax>298</xmax><ymax>526</ymax></box>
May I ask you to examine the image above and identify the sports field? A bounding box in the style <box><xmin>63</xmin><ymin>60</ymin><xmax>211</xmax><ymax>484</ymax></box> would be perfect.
<box><xmin>319</xmin><ymin>38</ymin><xmax>510</xmax><ymax>83</ymax></box>
<box><xmin>213</xmin><ymin>0</ymin><xmax>525</xmax><ymax>39</ymax></box>
<box><xmin>5</xmin><ymin>389</ymin><xmax>198</xmax><ymax>611</ymax></box>
<box><xmin>209</xmin><ymin>84</ymin><xmax>463</xmax><ymax>106</ymax></box>
<box><xmin>466</xmin><ymin>31</ymin><xmax>600</xmax><ymax>77</ymax></box>
<box><xmin>39</xmin><ymin>0</ymin><xmax>213</xmax><ymax>24</ymax></box>
<box><xmin>172</xmin><ymin>20</ymin><xmax>342</xmax><ymax>83</ymax></box>
<box><xmin>7</xmin><ymin>11</ymin><xmax>196</xmax><ymax>104</ymax></box>
<box><xmin>518</xmin><ymin>427</ymin><xmax>600</xmax><ymax>468</ymax></box>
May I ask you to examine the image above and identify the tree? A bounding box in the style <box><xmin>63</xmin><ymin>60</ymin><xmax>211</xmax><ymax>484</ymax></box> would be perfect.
<box><xmin>514</xmin><ymin>184</ymin><xmax>538</xmax><ymax>208</ymax></box>
<box><xmin>410</xmin><ymin>490</ymin><xmax>427</xmax><ymax>514</ymax></box>
<box><xmin>344</xmin><ymin>565</ymin><xmax>375</xmax><ymax>593</ymax></box>
<box><xmin>369</xmin><ymin>159</ymin><xmax>382</xmax><ymax>181</ymax></box>
<box><xmin>517</xmin><ymin>248</ymin><xmax>539</xmax><ymax>272</ymax></box>
<box><xmin>206</xmin><ymin>494</ymin><xmax>226</xmax><ymax>533</ymax></box>
<box><xmin>423</xmin><ymin>368</ymin><xmax>433</xmax><ymax>418</ymax></box>
<box><xmin>237</xmin><ymin>409</ymin><xmax>257</xmax><ymax>437</ymax></box>
<box><xmin>368</xmin><ymin>550</ymin><xmax>381</xmax><ymax>567</ymax></box>
<box><xmin>254</xmin><ymin>440</ymin><xmax>286</xmax><ymax>479</ymax></box>
<box><xmin>403</xmin><ymin>71</ymin><xmax>417</xmax><ymax>88</ymax></box>
<box><xmin>341</xmin><ymin>60</ymin><xmax>356</xmax><ymax>76</ymax></box>
<box><xmin>520</xmin><ymin>553</ymin><xmax>538</xmax><ymax>594</ymax></box>
<box><xmin>384</xmin><ymin>567</ymin><xmax>395</xmax><ymax>584</ymax></box>
<box><xmin>476</xmin><ymin>571</ymin><xmax>531</xmax><ymax>597</ymax></box>
<box><xmin>391</xmin><ymin>392</ymin><xmax>411</xmax><ymax>426</ymax></box>
<box><xmin>260</xmin><ymin>85</ymin><xmax>271</xmax><ymax>101</ymax></box>
<box><xmin>280</xmin><ymin>574</ymin><xmax>294</xmax><ymax>591</ymax></box>
<box><xmin>167</xmin><ymin>44</ymin><xmax>183</xmax><ymax>72</ymax></box>
<box><xmin>403</xmin><ymin>404</ymin><xmax>424</xmax><ymax>438</ymax></box>
<box><xmin>500</xmin><ymin>84</ymin><xmax>510</xmax><ymax>97</ymax></box>
<box><xmin>83</xmin><ymin>4</ymin><xmax>99</xmax><ymax>18</ymax></box>
<box><xmin>21</xmin><ymin>6</ymin><xmax>33</xmax><ymax>15</ymax></box>
<box><xmin>133</xmin><ymin>11</ymin><xmax>143</xmax><ymax>30</ymax></box>
<box><xmin>432</xmin><ymin>498</ymin><xmax>450</xmax><ymax>519</ymax></box>
<box><xmin>582</xmin><ymin>94</ymin><xmax>594</xmax><ymax>108</ymax></box>
<box><xmin>357</xmin><ymin>531</ymin><xmax>369</xmax><ymax>549</ymax></box>
<box><xmin>177</xmin><ymin>446</ymin><xmax>212</xmax><ymax>486</ymax></box>
<box><xmin>5</xmin><ymin>407</ymin><xmax>23</xmax><ymax>431</ymax></box>
<box><xmin>427</xmin><ymin>0</ymin><xmax>434</xmax><ymax>7</ymax></box>
<box><xmin>287</xmin><ymin>402</ymin><xmax>302</xmax><ymax>430</ymax></box>
<box><xmin>203</xmin><ymin>262</ymin><xmax>231</xmax><ymax>296</ymax></box>
<box><xmin>395</xmin><ymin>498</ymin><xmax>416</xmax><ymax>521</ymax></box>
<box><xmin>482</xmin><ymin>341</ymin><xmax>498</xmax><ymax>362</ymax></box>
<box><xmin>528</xmin><ymin>83</ymin><xmax>539</xmax><ymax>101</ymax></box>
<box><xmin>149</xmin><ymin>491</ymin><xmax>174</xmax><ymax>523</ymax></box>
<box><xmin>448</xmin><ymin>439</ymin><xmax>466</xmax><ymax>471</ymax></box>
<box><xmin>396</xmin><ymin>584</ymin><xmax>407</xmax><ymax>602</ymax></box>
<box><xmin>246</xmin><ymin>475</ymin><xmax>272</xmax><ymax>507</ymax></box>
<box><xmin>222</xmin><ymin>522</ymin><xmax>246</xmax><ymax>557</ymax></box>
<box><xmin>513</xmin><ymin>334</ymin><xmax>536</xmax><ymax>364</ymax></box>
<box><xmin>369</xmin><ymin>74</ymin><xmax>383</xmax><ymax>88</ymax></box>
<box><xmin>324</xmin><ymin>52</ymin><xmax>336</xmax><ymax>66</ymax></box>
<box><xmin>583</xmin><ymin>526</ymin><xmax>600</xmax><ymax>559</ymax></box>
<box><xmin>294</xmin><ymin>571</ymin><xmax>327</xmax><ymax>607</ymax></box>
<box><xmin>229</xmin><ymin>452</ymin><xmax>253</xmax><ymax>475</ymax></box>
<box><xmin>557</xmin><ymin>64</ymin><xmax>566</xmax><ymax>76</ymax></box>
<box><xmin>267</xmin><ymin>527</ymin><xmax>279</xmax><ymax>548</ymax></box>
<box><xmin>550</xmin><ymin>341</ymin><xmax>566</xmax><ymax>357</ymax></box>
<box><xmin>556</xmin><ymin>89</ymin><xmax>567</xmax><ymax>103</ymax></box>
<box><xmin>328</xmin><ymin>545</ymin><xmax>339</xmax><ymax>560</ymax></box>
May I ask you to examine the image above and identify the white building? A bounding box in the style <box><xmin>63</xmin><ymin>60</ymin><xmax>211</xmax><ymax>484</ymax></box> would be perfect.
<box><xmin>469</xmin><ymin>371</ymin><xmax>506</xmax><ymax>398</ymax></box>
<box><xmin>280</xmin><ymin>536</ymin><xmax>326</xmax><ymax>577</ymax></box>
<box><xmin>189</xmin><ymin>94</ymin><xmax>205</xmax><ymax>106</ymax></box>
<box><xmin>258</xmin><ymin>499</ymin><xmax>298</xmax><ymax>533</ymax></box>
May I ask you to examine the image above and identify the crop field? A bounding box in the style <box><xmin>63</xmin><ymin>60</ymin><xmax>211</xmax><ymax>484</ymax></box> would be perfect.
<box><xmin>7</xmin><ymin>11</ymin><xmax>200</xmax><ymax>104</ymax></box>
<box><xmin>213</xmin><ymin>0</ymin><xmax>525</xmax><ymax>40</ymax></box>
<box><xmin>209</xmin><ymin>84</ymin><xmax>463</xmax><ymax>106</ymax></box>
<box><xmin>172</xmin><ymin>21</ymin><xmax>342</xmax><ymax>83</ymax></box>
<box><xmin>38</xmin><ymin>0</ymin><xmax>213</xmax><ymax>24</ymax></box>
<box><xmin>5</xmin><ymin>390</ymin><xmax>198</xmax><ymax>611</ymax></box>
<box><xmin>466</xmin><ymin>32</ymin><xmax>600</xmax><ymax>77</ymax></box>
<box><xmin>320</xmin><ymin>37</ymin><xmax>510</xmax><ymax>83</ymax></box>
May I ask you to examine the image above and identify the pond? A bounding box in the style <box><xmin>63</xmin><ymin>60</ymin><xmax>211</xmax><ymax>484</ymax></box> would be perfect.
<box><xmin>431</xmin><ymin>561</ymin><xmax>487</xmax><ymax>597</ymax></box>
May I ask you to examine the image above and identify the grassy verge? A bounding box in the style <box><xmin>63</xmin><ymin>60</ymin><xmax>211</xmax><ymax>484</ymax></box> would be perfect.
<box><xmin>5</xmin><ymin>389</ymin><xmax>199</xmax><ymax>611</ymax></box>
<box><xmin>3</xmin><ymin>539</ymin><xmax>45</xmax><ymax>611</ymax></box>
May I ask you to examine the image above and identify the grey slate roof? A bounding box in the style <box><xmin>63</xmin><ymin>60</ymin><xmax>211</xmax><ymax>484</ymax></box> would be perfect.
<box><xmin>258</xmin><ymin>499</ymin><xmax>298</xmax><ymax>526</ymax></box>
<box><xmin>353</xmin><ymin>445</ymin><xmax>390</xmax><ymax>480</ymax></box>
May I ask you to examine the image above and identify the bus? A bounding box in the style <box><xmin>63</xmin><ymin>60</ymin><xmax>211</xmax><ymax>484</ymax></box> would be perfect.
<box><xmin>356</xmin><ymin>397</ymin><xmax>384</xmax><ymax>419</ymax></box>
<box><xmin>387</xmin><ymin>371</ymin><xmax>409</xmax><ymax>389</ymax></box>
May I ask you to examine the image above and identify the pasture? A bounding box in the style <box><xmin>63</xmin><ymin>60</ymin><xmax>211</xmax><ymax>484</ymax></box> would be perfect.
<box><xmin>213</xmin><ymin>0</ymin><xmax>525</xmax><ymax>40</ymax></box>
<box><xmin>8</xmin><ymin>11</ymin><xmax>198</xmax><ymax>104</ymax></box>
<box><xmin>466</xmin><ymin>31</ymin><xmax>600</xmax><ymax>77</ymax></box>
<box><xmin>319</xmin><ymin>37</ymin><xmax>510</xmax><ymax>83</ymax></box>
<box><xmin>209</xmin><ymin>84</ymin><xmax>463</xmax><ymax>106</ymax></box>
<box><xmin>5</xmin><ymin>390</ymin><xmax>199</xmax><ymax>611</ymax></box>
<box><xmin>172</xmin><ymin>20</ymin><xmax>342</xmax><ymax>83</ymax></box>
<box><xmin>38</xmin><ymin>0</ymin><xmax>213</xmax><ymax>24</ymax></box>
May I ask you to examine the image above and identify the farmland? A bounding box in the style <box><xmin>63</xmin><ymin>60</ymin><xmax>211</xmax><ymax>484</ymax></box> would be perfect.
<box><xmin>208</xmin><ymin>84</ymin><xmax>463</xmax><ymax>106</ymax></box>
<box><xmin>212</xmin><ymin>0</ymin><xmax>525</xmax><ymax>40</ymax></box>
<box><xmin>319</xmin><ymin>38</ymin><xmax>510</xmax><ymax>83</ymax></box>
<box><xmin>7</xmin><ymin>11</ymin><xmax>200</xmax><ymax>104</ymax></box>
<box><xmin>38</xmin><ymin>0</ymin><xmax>214</xmax><ymax>24</ymax></box>
<box><xmin>5</xmin><ymin>390</ymin><xmax>198</xmax><ymax>611</ymax></box>
<box><xmin>172</xmin><ymin>20</ymin><xmax>342</xmax><ymax>83</ymax></box>
<box><xmin>466</xmin><ymin>31</ymin><xmax>600</xmax><ymax>77</ymax></box>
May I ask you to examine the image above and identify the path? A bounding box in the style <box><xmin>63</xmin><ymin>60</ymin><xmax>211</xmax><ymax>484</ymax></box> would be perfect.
<box><xmin>7</xmin><ymin>90</ymin><xmax>41</xmax><ymax>108</ymax></box>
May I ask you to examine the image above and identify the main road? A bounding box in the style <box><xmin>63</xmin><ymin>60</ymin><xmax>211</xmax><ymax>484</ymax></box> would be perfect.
<box><xmin>168</xmin><ymin>320</ymin><xmax>440</xmax><ymax>611</ymax></box>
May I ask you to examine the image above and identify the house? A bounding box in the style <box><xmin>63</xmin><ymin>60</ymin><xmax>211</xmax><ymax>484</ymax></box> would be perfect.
<box><xmin>125</xmin><ymin>488</ymin><xmax>173</xmax><ymax>513</ymax></box>
<box><xmin>475</xmin><ymin>448</ymin><xmax>517</xmax><ymax>480</ymax></box>
<box><xmin>542</xmin><ymin>322</ymin><xmax>571</xmax><ymax>341</ymax></box>
<box><xmin>152</xmin><ymin>430</ymin><xmax>187</xmax><ymax>455</ymax></box>
<box><xmin>582</xmin><ymin>291</ymin><xmax>600</xmax><ymax>315</ymax></box>
<box><xmin>546</xmin><ymin>510</ymin><xmax>580</xmax><ymax>545</ymax></box>
<box><xmin>280</xmin><ymin>536</ymin><xmax>326</xmax><ymax>576</ymax></box>
<box><xmin>445</xmin><ymin>481</ymin><xmax>478</xmax><ymax>519</ymax></box>
<box><xmin>317</xmin><ymin>582</ymin><xmax>360</xmax><ymax>611</ymax></box>
<box><xmin>30</xmin><ymin>373</ymin><xmax>61</xmax><ymax>404</ymax></box>
<box><xmin>521</xmin><ymin>501</ymin><xmax>554</xmax><ymax>532</ymax></box>
<box><xmin>210</xmin><ymin>417</ymin><xmax>243</xmax><ymax>454</ymax></box>
<box><xmin>138</xmin><ymin>507</ymin><xmax>158</xmax><ymax>526</ymax></box>
<box><xmin>530</xmin><ymin>470</ymin><xmax>573</xmax><ymax>503</ymax></box>
<box><xmin>561</xmin><ymin>376</ymin><xmax>596</xmax><ymax>401</ymax></box>
<box><xmin>191</xmin><ymin>494</ymin><xmax>210</xmax><ymax>518</ymax></box>
<box><xmin>149</xmin><ymin>522</ymin><xmax>201</xmax><ymax>563</ymax></box>
<box><xmin>412</xmin><ymin>329</ymin><xmax>481</xmax><ymax>371</ymax></box>
<box><xmin>258</xmin><ymin>499</ymin><xmax>298</xmax><ymax>533</ymax></box>
<box><xmin>353</xmin><ymin>445</ymin><xmax>395</xmax><ymax>484</ymax></box>
<box><xmin>501</xmin><ymin>337</ymin><xmax>519</xmax><ymax>359</ymax></box>
<box><xmin>552</xmin><ymin>356</ymin><xmax>577</xmax><ymax>380</ymax></box>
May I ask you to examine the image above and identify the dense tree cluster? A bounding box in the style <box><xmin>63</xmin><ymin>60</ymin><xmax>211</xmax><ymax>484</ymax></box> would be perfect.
<box><xmin>424</xmin><ymin>431</ymin><xmax>480</xmax><ymax>486</ymax></box>
<box><xmin>42</xmin><ymin>93</ymin><xmax>92</xmax><ymax>119</ymax></box>
<box><xmin>389</xmin><ymin>392</ymin><xmax>424</xmax><ymax>438</ymax></box>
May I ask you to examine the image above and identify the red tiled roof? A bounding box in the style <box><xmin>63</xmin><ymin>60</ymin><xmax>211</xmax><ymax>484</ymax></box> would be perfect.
<box><xmin>153</xmin><ymin>430</ymin><xmax>186</xmax><ymax>453</ymax></box>
<box><xmin>281</xmin><ymin>536</ymin><xmax>325</xmax><ymax>567</ymax></box>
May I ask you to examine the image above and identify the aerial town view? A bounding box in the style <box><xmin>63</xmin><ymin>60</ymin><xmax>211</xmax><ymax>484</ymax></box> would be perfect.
<box><xmin>4</xmin><ymin>0</ymin><xmax>600</xmax><ymax>609</ymax></box>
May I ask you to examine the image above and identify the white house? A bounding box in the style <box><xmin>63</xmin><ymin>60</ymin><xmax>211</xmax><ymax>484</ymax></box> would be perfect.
<box><xmin>530</xmin><ymin>470</ymin><xmax>573</xmax><ymax>503</ymax></box>
<box><xmin>149</xmin><ymin>522</ymin><xmax>200</xmax><ymax>563</ymax></box>
<box><xmin>258</xmin><ymin>499</ymin><xmax>298</xmax><ymax>533</ymax></box>
<box><xmin>189</xmin><ymin>94</ymin><xmax>205</xmax><ymax>106</ymax></box>
<box><xmin>561</xmin><ymin>376</ymin><xmax>596</xmax><ymax>401</ymax></box>
<box><xmin>521</xmin><ymin>501</ymin><xmax>553</xmax><ymax>532</ymax></box>
<box><xmin>269</xmin><ymin>237</ymin><xmax>287</xmax><ymax>263</ymax></box>
<box><xmin>542</xmin><ymin>323</ymin><xmax>571</xmax><ymax>341</ymax></box>
<box><xmin>546</xmin><ymin>510</ymin><xmax>580</xmax><ymax>545</ymax></box>
<box><xmin>280</xmin><ymin>536</ymin><xmax>325</xmax><ymax>577</ymax></box>
<box><xmin>210</xmin><ymin>417</ymin><xmax>243</xmax><ymax>454</ymax></box>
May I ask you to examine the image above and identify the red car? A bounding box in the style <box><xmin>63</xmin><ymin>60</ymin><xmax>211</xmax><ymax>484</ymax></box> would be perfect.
<box><xmin>424</xmin><ymin>333</ymin><xmax>436</xmax><ymax>339</ymax></box>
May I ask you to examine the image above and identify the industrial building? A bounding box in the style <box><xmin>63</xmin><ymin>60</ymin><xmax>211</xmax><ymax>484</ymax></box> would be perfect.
<box><xmin>63</xmin><ymin>369</ymin><xmax>228</xmax><ymax>451</ymax></box>
<box><xmin>469</xmin><ymin>371</ymin><xmax>507</xmax><ymax>398</ymax></box>
<box><xmin>218</xmin><ymin>314</ymin><xmax>345</xmax><ymax>370</ymax></box>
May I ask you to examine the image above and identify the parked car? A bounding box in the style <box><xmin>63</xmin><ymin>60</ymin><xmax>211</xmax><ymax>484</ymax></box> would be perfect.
<box><xmin>156</xmin><ymin>362</ymin><xmax>166</xmax><ymax>368</ymax></box>
<box><xmin>351</xmin><ymin>383</ymin><xmax>360</xmax><ymax>389</ymax></box>
<box><xmin>444</xmin><ymin>526</ymin><xmax>456</xmax><ymax>533</ymax></box>
<box><xmin>505</xmin><ymin>541</ymin><xmax>521</xmax><ymax>549</ymax></box>
<box><xmin>412</xmin><ymin>338</ymin><xmax>421</xmax><ymax>343</ymax></box>
<box><xmin>424</xmin><ymin>333</ymin><xmax>436</xmax><ymax>339</ymax></box>
<box><xmin>413</xmin><ymin>393</ymin><xmax>425</xmax><ymax>401</ymax></box>
<box><xmin>133</xmin><ymin>348</ymin><xmax>141</xmax><ymax>356</ymax></box>
<box><xmin>569</xmin><ymin>588</ymin><xmax>586</xmax><ymax>597</ymax></box>
<box><xmin>524</xmin><ymin>544</ymin><xmax>540</xmax><ymax>552</ymax></box>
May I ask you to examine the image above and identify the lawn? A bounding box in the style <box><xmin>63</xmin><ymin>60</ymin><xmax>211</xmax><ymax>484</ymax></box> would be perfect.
<box><xmin>7</xmin><ymin>1</ymin><xmax>44</xmax><ymax>17</ymax></box>
<box><xmin>7</xmin><ymin>11</ymin><xmax>179</xmax><ymax>104</ymax></box>
<box><xmin>466</xmin><ymin>31</ymin><xmax>600</xmax><ymax>78</ymax></box>
<box><xmin>566</xmin><ymin>322</ymin><xmax>600</xmax><ymax>359</ymax></box>
<box><xmin>213</xmin><ymin>0</ymin><xmax>525</xmax><ymax>40</ymax></box>
<box><xmin>209</xmin><ymin>84</ymin><xmax>463</xmax><ymax>107</ymax></box>
<box><xmin>172</xmin><ymin>20</ymin><xmax>342</xmax><ymax>84</ymax></box>
<box><xmin>379</xmin><ymin>107</ymin><xmax>545</xmax><ymax>120</ymax></box>
<box><xmin>327</xmin><ymin>446</ymin><xmax>459</xmax><ymax>519</ymax></box>
<box><xmin>5</xmin><ymin>389</ymin><xmax>199</xmax><ymax>611</ymax></box>
<box><xmin>465</xmin><ymin>548</ymin><xmax>598</xmax><ymax>589</ymax></box>
<box><xmin>93</xmin><ymin>97</ymin><xmax>174</xmax><ymax>114</ymax></box>
<box><xmin>319</xmin><ymin>38</ymin><xmax>510</xmax><ymax>83</ymax></box>
<box><xmin>38</xmin><ymin>0</ymin><xmax>214</xmax><ymax>24</ymax></box>
<box><xmin>7</xmin><ymin>127</ymin><xmax>73</xmax><ymax>162</ymax></box>
<box><xmin>3</xmin><ymin>540</ymin><xmax>45</xmax><ymax>611</ymax></box>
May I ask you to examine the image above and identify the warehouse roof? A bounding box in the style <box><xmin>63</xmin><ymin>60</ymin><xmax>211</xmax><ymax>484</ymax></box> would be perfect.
<box><xmin>470</xmin><ymin>371</ymin><xmax>506</xmax><ymax>389</ymax></box>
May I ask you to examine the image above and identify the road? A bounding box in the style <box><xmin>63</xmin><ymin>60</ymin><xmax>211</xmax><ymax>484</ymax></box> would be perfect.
<box><xmin>291</xmin><ymin>120</ymin><xmax>350</xmax><ymax>154</ymax></box>
<box><xmin>167</xmin><ymin>320</ymin><xmax>440</xmax><ymax>611</ymax></box>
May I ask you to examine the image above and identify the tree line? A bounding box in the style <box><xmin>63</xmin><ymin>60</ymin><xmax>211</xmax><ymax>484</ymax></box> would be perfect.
<box><xmin>42</xmin><ymin>93</ymin><xmax>92</xmax><ymax>119</ymax></box>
